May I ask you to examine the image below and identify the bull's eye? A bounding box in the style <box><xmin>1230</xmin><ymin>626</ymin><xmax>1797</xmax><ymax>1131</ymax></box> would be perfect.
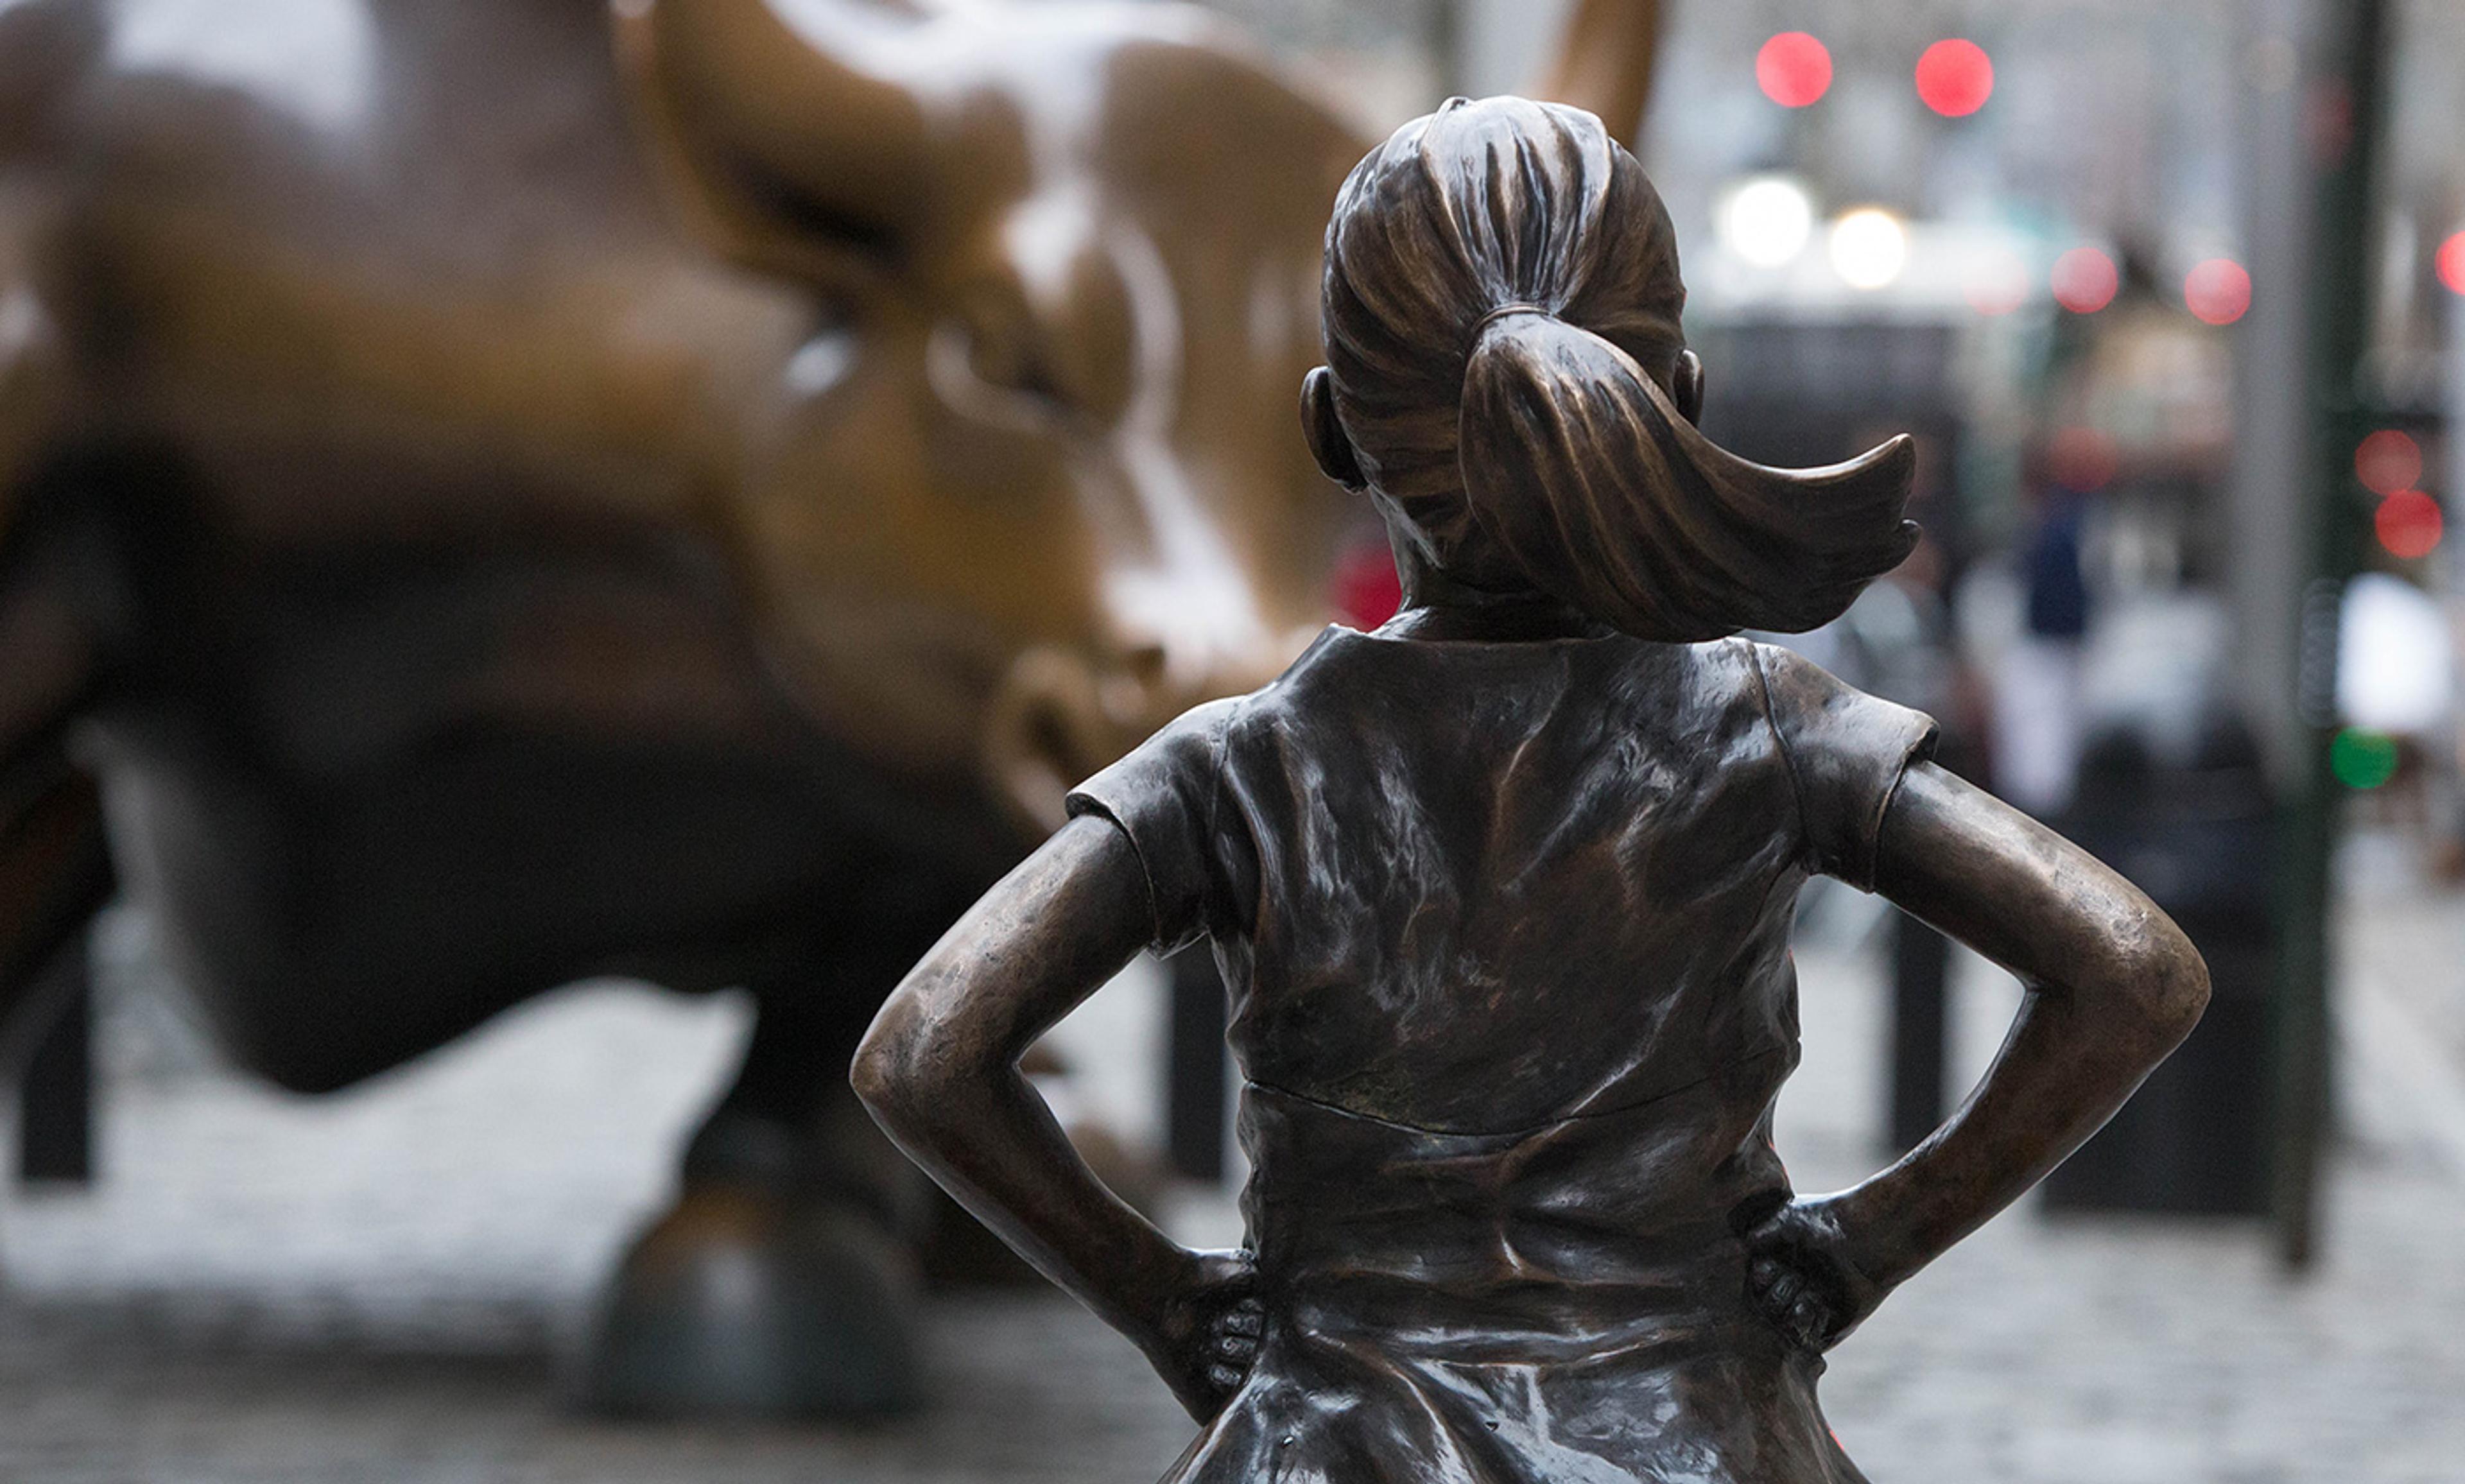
<box><xmin>959</xmin><ymin>308</ymin><xmax>1060</xmax><ymax>404</ymax></box>
<box><xmin>928</xmin><ymin>303</ymin><xmax>1073</xmax><ymax>434</ymax></box>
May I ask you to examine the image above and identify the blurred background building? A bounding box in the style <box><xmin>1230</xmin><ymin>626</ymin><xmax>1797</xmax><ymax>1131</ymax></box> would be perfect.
<box><xmin>3</xmin><ymin>1</ymin><xmax>2461</xmax><ymax>1480</ymax></box>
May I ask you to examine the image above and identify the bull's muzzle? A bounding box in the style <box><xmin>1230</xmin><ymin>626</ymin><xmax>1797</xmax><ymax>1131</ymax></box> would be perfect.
<box><xmin>980</xmin><ymin>634</ymin><xmax>1303</xmax><ymax>838</ymax></box>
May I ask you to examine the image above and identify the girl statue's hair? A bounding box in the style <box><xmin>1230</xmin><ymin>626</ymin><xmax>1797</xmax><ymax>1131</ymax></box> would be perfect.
<box><xmin>1311</xmin><ymin>96</ymin><xmax>1919</xmax><ymax>641</ymax></box>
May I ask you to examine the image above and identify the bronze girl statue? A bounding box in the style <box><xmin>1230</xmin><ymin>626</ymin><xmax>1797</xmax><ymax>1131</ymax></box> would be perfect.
<box><xmin>855</xmin><ymin>98</ymin><xmax>2208</xmax><ymax>1483</ymax></box>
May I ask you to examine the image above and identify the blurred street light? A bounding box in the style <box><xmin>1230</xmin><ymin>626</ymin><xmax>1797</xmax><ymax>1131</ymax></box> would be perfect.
<box><xmin>1756</xmin><ymin>31</ymin><xmax>1831</xmax><ymax>108</ymax></box>
<box><xmin>2052</xmin><ymin>246</ymin><xmax>2120</xmax><ymax>313</ymax></box>
<box><xmin>2184</xmin><ymin>258</ymin><xmax>2254</xmax><ymax>325</ymax></box>
<box><xmin>2330</xmin><ymin>727</ymin><xmax>2401</xmax><ymax>789</ymax></box>
<box><xmin>2337</xmin><ymin>572</ymin><xmax>2452</xmax><ymax>735</ymax></box>
<box><xmin>1717</xmin><ymin>174</ymin><xmax>1815</xmax><ymax>268</ymax></box>
<box><xmin>2353</xmin><ymin>429</ymin><xmax>2422</xmax><ymax>495</ymax></box>
<box><xmin>1915</xmin><ymin>39</ymin><xmax>1994</xmax><ymax>117</ymax></box>
<box><xmin>1829</xmin><ymin>207</ymin><xmax>1909</xmax><ymax>289</ymax></box>
<box><xmin>2373</xmin><ymin>490</ymin><xmax>2443</xmax><ymax>558</ymax></box>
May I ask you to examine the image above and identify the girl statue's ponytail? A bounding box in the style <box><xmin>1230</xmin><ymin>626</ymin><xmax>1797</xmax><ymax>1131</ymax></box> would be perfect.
<box><xmin>1320</xmin><ymin>96</ymin><xmax>1918</xmax><ymax>641</ymax></box>
<box><xmin>1457</xmin><ymin>310</ymin><xmax>1916</xmax><ymax>641</ymax></box>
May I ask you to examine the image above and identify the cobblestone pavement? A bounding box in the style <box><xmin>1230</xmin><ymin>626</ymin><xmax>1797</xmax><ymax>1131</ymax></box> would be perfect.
<box><xmin>3</xmin><ymin>877</ymin><xmax>2462</xmax><ymax>1483</ymax></box>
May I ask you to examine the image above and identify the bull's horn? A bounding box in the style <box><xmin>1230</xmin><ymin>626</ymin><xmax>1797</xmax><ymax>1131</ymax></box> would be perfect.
<box><xmin>1528</xmin><ymin>0</ymin><xmax>1664</xmax><ymax>153</ymax></box>
<box><xmin>612</xmin><ymin>0</ymin><xmax>935</xmax><ymax>287</ymax></box>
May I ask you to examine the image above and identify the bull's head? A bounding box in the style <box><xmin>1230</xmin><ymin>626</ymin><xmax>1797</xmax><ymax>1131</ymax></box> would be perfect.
<box><xmin>614</xmin><ymin>0</ymin><xmax>1367</xmax><ymax>836</ymax></box>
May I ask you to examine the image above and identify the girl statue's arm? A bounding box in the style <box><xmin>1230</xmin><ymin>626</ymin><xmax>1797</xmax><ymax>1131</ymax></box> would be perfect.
<box><xmin>851</xmin><ymin>816</ymin><xmax>1261</xmax><ymax>1420</ymax></box>
<box><xmin>1745</xmin><ymin>761</ymin><xmax>2211</xmax><ymax>1347</ymax></box>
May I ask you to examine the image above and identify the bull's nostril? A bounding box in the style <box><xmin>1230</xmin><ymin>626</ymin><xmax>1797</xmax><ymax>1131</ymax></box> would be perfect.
<box><xmin>983</xmin><ymin>635</ymin><xmax>1310</xmax><ymax>840</ymax></box>
<box><xmin>1099</xmin><ymin>672</ymin><xmax>1154</xmax><ymax>733</ymax></box>
<box><xmin>983</xmin><ymin>646</ymin><xmax>1127</xmax><ymax>838</ymax></box>
<box><xmin>1023</xmin><ymin>705</ymin><xmax>1078</xmax><ymax>785</ymax></box>
<box><xmin>1120</xmin><ymin>643</ymin><xmax>1169</xmax><ymax>688</ymax></box>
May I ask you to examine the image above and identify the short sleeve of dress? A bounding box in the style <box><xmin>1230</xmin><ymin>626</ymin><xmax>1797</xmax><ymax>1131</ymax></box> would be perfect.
<box><xmin>1064</xmin><ymin>697</ymin><xmax>1243</xmax><ymax>954</ymax></box>
<box><xmin>1749</xmin><ymin>642</ymin><xmax>1941</xmax><ymax>892</ymax></box>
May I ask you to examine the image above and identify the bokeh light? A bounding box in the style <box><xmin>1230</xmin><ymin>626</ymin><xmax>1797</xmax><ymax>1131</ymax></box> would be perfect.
<box><xmin>2051</xmin><ymin>248</ymin><xmax>2120</xmax><ymax>313</ymax></box>
<box><xmin>1756</xmin><ymin>32</ymin><xmax>1833</xmax><ymax>108</ymax></box>
<box><xmin>2355</xmin><ymin>430</ymin><xmax>2423</xmax><ymax>496</ymax></box>
<box><xmin>1828</xmin><ymin>209</ymin><xmax>1909</xmax><ymax>290</ymax></box>
<box><xmin>1963</xmin><ymin>246</ymin><xmax>2031</xmax><ymax>315</ymax></box>
<box><xmin>2183</xmin><ymin>258</ymin><xmax>2253</xmax><ymax>324</ymax></box>
<box><xmin>1718</xmin><ymin>175</ymin><xmax>1815</xmax><ymax>268</ymax></box>
<box><xmin>2374</xmin><ymin>490</ymin><xmax>2444</xmax><ymax>560</ymax></box>
<box><xmin>2439</xmin><ymin>230</ymin><xmax>2465</xmax><ymax>296</ymax></box>
<box><xmin>2330</xmin><ymin>728</ymin><xmax>2401</xmax><ymax>790</ymax></box>
<box><xmin>1916</xmin><ymin>39</ymin><xmax>1994</xmax><ymax>117</ymax></box>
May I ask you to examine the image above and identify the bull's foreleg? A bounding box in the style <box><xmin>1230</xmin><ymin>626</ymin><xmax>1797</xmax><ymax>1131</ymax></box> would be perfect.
<box><xmin>0</xmin><ymin>655</ymin><xmax>110</xmax><ymax>1193</ymax></box>
<box><xmin>0</xmin><ymin>564</ymin><xmax>113</xmax><ymax>1178</ymax></box>
<box><xmin>0</xmin><ymin>756</ymin><xmax>111</xmax><ymax>1137</ymax></box>
<box><xmin>14</xmin><ymin>891</ymin><xmax>98</xmax><ymax>1182</ymax></box>
<box><xmin>577</xmin><ymin>915</ymin><xmax>956</xmax><ymax>1419</ymax></box>
<box><xmin>0</xmin><ymin>363</ymin><xmax>115</xmax><ymax>1182</ymax></box>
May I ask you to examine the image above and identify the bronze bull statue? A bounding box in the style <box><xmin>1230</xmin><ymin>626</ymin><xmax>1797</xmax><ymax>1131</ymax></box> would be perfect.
<box><xmin>0</xmin><ymin>0</ymin><xmax>1659</xmax><ymax>1417</ymax></box>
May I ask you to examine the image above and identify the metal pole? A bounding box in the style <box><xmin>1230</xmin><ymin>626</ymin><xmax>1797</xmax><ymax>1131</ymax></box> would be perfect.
<box><xmin>2274</xmin><ymin>0</ymin><xmax>2390</xmax><ymax>1272</ymax></box>
<box><xmin>2229</xmin><ymin>0</ymin><xmax>2319</xmax><ymax>789</ymax></box>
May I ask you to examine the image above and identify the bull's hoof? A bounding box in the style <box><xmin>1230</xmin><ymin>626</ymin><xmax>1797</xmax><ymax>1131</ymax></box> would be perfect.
<box><xmin>575</xmin><ymin>1182</ymin><xmax>924</xmax><ymax>1419</ymax></box>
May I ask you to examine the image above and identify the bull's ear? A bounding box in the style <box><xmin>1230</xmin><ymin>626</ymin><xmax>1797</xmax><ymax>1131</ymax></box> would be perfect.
<box><xmin>611</xmin><ymin>0</ymin><xmax>932</xmax><ymax>288</ymax></box>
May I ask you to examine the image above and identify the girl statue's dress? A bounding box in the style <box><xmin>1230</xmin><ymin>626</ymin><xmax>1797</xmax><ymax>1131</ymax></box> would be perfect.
<box><xmin>1071</xmin><ymin>630</ymin><xmax>1927</xmax><ymax>1482</ymax></box>
<box><xmin>855</xmin><ymin>96</ymin><xmax>2209</xmax><ymax>1484</ymax></box>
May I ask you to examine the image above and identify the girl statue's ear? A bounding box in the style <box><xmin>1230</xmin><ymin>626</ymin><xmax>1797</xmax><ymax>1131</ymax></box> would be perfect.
<box><xmin>1301</xmin><ymin>367</ymin><xmax>1367</xmax><ymax>490</ymax></box>
<box><xmin>1674</xmin><ymin>349</ymin><xmax>1706</xmax><ymax>428</ymax></box>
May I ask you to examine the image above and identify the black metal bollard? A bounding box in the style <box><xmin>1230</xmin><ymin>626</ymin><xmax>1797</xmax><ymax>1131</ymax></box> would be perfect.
<box><xmin>1887</xmin><ymin>911</ymin><xmax>1952</xmax><ymax>1155</ymax></box>
<box><xmin>2041</xmin><ymin>721</ymin><xmax>2277</xmax><ymax>1214</ymax></box>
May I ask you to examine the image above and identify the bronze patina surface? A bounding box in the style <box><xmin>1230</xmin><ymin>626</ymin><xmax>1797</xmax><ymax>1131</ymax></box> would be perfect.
<box><xmin>857</xmin><ymin>98</ymin><xmax>2210</xmax><ymax>1480</ymax></box>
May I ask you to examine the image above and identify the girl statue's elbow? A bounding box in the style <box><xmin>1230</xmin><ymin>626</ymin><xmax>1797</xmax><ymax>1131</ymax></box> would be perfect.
<box><xmin>2134</xmin><ymin>927</ymin><xmax>2211</xmax><ymax>1046</ymax></box>
<box><xmin>850</xmin><ymin>1017</ymin><xmax>921</xmax><ymax>1128</ymax></box>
